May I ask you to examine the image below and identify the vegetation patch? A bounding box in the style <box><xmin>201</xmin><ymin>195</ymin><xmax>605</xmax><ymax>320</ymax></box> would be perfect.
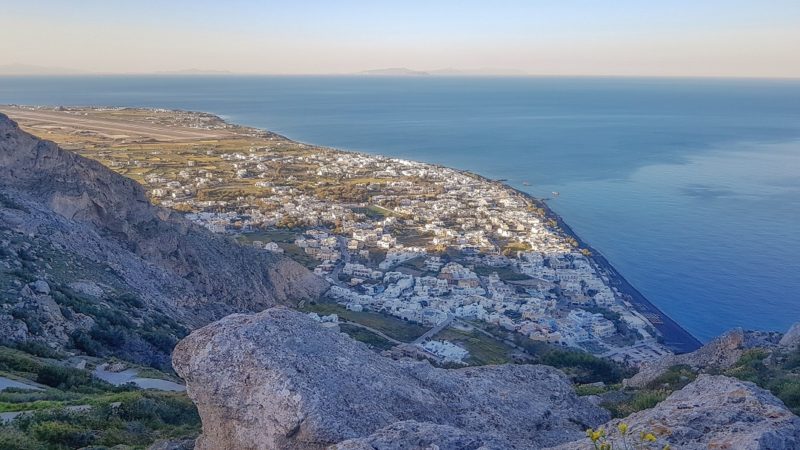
<box><xmin>436</xmin><ymin>328</ymin><xmax>515</xmax><ymax>366</ymax></box>
<box><xmin>303</xmin><ymin>301</ymin><xmax>429</xmax><ymax>342</ymax></box>
<box><xmin>725</xmin><ymin>348</ymin><xmax>800</xmax><ymax>415</ymax></box>
<box><xmin>339</xmin><ymin>323</ymin><xmax>396</xmax><ymax>351</ymax></box>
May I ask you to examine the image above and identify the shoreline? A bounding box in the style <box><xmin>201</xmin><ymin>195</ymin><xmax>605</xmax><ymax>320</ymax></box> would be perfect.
<box><xmin>502</xmin><ymin>183</ymin><xmax>702</xmax><ymax>353</ymax></box>
<box><xmin>3</xmin><ymin>104</ymin><xmax>703</xmax><ymax>353</ymax></box>
<box><xmin>448</xmin><ymin>166</ymin><xmax>702</xmax><ymax>353</ymax></box>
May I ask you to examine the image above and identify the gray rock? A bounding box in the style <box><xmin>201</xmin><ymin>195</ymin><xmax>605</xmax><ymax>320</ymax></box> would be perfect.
<box><xmin>780</xmin><ymin>322</ymin><xmax>800</xmax><ymax>348</ymax></box>
<box><xmin>148</xmin><ymin>438</ymin><xmax>195</xmax><ymax>450</ymax></box>
<box><xmin>549</xmin><ymin>375</ymin><xmax>800</xmax><ymax>450</ymax></box>
<box><xmin>173</xmin><ymin>307</ymin><xmax>609</xmax><ymax>450</ymax></box>
<box><xmin>625</xmin><ymin>328</ymin><xmax>780</xmax><ymax>388</ymax></box>
<box><xmin>67</xmin><ymin>280</ymin><xmax>104</xmax><ymax>298</ymax></box>
<box><xmin>0</xmin><ymin>313</ymin><xmax>29</xmax><ymax>342</ymax></box>
<box><xmin>331</xmin><ymin>421</ymin><xmax>511</xmax><ymax>450</ymax></box>
<box><xmin>30</xmin><ymin>279</ymin><xmax>50</xmax><ymax>295</ymax></box>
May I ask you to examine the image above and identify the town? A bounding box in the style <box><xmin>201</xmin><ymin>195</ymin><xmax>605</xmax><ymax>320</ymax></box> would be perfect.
<box><xmin>156</xmin><ymin>142</ymin><xmax>670</xmax><ymax>365</ymax></box>
<box><xmin>6</xmin><ymin>106</ymin><xmax>673</xmax><ymax>366</ymax></box>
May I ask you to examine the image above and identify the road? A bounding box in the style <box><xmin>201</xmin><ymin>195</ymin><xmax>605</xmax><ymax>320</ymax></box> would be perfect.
<box><xmin>328</xmin><ymin>236</ymin><xmax>351</xmax><ymax>287</ymax></box>
<box><xmin>342</xmin><ymin>321</ymin><xmax>402</xmax><ymax>345</ymax></box>
<box><xmin>93</xmin><ymin>364</ymin><xmax>186</xmax><ymax>392</ymax></box>
<box><xmin>412</xmin><ymin>314</ymin><xmax>454</xmax><ymax>345</ymax></box>
<box><xmin>0</xmin><ymin>376</ymin><xmax>42</xmax><ymax>392</ymax></box>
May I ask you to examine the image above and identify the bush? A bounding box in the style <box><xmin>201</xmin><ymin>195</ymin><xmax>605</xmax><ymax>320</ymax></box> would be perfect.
<box><xmin>70</xmin><ymin>330</ymin><xmax>104</xmax><ymax>356</ymax></box>
<box><xmin>603</xmin><ymin>390</ymin><xmax>669</xmax><ymax>418</ymax></box>
<box><xmin>36</xmin><ymin>365</ymin><xmax>99</xmax><ymax>391</ymax></box>
<box><xmin>12</xmin><ymin>341</ymin><xmax>65</xmax><ymax>360</ymax></box>
<box><xmin>645</xmin><ymin>364</ymin><xmax>696</xmax><ymax>390</ymax></box>
<box><xmin>0</xmin><ymin>347</ymin><xmax>43</xmax><ymax>374</ymax></box>
<box><xmin>31</xmin><ymin>421</ymin><xmax>93</xmax><ymax>448</ymax></box>
<box><xmin>540</xmin><ymin>349</ymin><xmax>630</xmax><ymax>384</ymax></box>
<box><xmin>0</xmin><ymin>427</ymin><xmax>39</xmax><ymax>450</ymax></box>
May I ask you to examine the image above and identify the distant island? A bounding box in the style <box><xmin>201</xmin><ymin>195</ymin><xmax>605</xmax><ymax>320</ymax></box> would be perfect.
<box><xmin>359</xmin><ymin>67</ymin><xmax>431</xmax><ymax>76</ymax></box>
<box><xmin>358</xmin><ymin>67</ymin><xmax>529</xmax><ymax>76</ymax></box>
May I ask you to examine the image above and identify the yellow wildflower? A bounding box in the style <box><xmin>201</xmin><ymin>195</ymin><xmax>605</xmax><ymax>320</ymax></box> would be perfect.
<box><xmin>644</xmin><ymin>433</ymin><xmax>657</xmax><ymax>442</ymax></box>
<box><xmin>617</xmin><ymin>422</ymin><xmax>629</xmax><ymax>435</ymax></box>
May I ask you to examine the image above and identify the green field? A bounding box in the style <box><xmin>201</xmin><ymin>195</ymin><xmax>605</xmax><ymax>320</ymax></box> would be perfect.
<box><xmin>435</xmin><ymin>328</ymin><xmax>515</xmax><ymax>366</ymax></box>
<box><xmin>235</xmin><ymin>229</ymin><xmax>299</xmax><ymax>244</ymax></box>
<box><xmin>339</xmin><ymin>324</ymin><xmax>396</xmax><ymax>351</ymax></box>
<box><xmin>473</xmin><ymin>265</ymin><xmax>532</xmax><ymax>281</ymax></box>
<box><xmin>303</xmin><ymin>302</ymin><xmax>429</xmax><ymax>342</ymax></box>
<box><xmin>351</xmin><ymin>205</ymin><xmax>396</xmax><ymax>220</ymax></box>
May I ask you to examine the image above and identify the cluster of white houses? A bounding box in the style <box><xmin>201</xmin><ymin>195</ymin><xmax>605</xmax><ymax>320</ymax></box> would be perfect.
<box><xmin>137</xmin><ymin>141</ymin><xmax>669</xmax><ymax>362</ymax></box>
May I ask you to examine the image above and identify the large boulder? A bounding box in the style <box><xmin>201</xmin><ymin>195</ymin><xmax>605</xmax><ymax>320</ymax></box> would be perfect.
<box><xmin>780</xmin><ymin>322</ymin><xmax>800</xmax><ymax>349</ymax></box>
<box><xmin>173</xmin><ymin>307</ymin><xmax>609</xmax><ymax>450</ymax></box>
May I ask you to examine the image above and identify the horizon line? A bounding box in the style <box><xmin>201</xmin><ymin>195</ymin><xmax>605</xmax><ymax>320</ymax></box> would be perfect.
<box><xmin>1</xmin><ymin>72</ymin><xmax>800</xmax><ymax>81</ymax></box>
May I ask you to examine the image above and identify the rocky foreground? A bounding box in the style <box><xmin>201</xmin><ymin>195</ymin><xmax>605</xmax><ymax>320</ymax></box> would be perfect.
<box><xmin>173</xmin><ymin>307</ymin><xmax>800</xmax><ymax>450</ymax></box>
<box><xmin>173</xmin><ymin>307</ymin><xmax>608</xmax><ymax>449</ymax></box>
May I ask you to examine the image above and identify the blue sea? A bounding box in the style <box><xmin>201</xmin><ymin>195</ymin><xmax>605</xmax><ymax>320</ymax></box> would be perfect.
<box><xmin>1</xmin><ymin>75</ymin><xmax>799</xmax><ymax>342</ymax></box>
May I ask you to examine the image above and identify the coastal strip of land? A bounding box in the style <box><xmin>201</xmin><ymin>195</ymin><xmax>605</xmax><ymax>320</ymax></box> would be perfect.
<box><xmin>527</xmin><ymin>193</ymin><xmax>702</xmax><ymax>353</ymax></box>
<box><xmin>1</xmin><ymin>104</ymin><xmax>700</xmax><ymax>364</ymax></box>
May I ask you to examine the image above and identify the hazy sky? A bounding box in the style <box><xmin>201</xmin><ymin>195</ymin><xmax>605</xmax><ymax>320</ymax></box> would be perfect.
<box><xmin>2</xmin><ymin>0</ymin><xmax>799</xmax><ymax>77</ymax></box>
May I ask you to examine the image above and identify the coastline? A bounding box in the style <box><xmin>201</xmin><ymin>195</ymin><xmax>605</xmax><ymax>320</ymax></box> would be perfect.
<box><xmin>310</xmin><ymin>142</ymin><xmax>704</xmax><ymax>353</ymax></box>
<box><xmin>447</xmin><ymin>167</ymin><xmax>701</xmax><ymax>353</ymax></box>
<box><xmin>3</xmin><ymin>104</ymin><xmax>703</xmax><ymax>354</ymax></box>
<box><xmin>504</xmin><ymin>184</ymin><xmax>702</xmax><ymax>353</ymax></box>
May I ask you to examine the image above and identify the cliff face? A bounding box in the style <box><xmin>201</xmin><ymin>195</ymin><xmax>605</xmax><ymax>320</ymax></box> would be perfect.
<box><xmin>172</xmin><ymin>307</ymin><xmax>609</xmax><ymax>449</ymax></box>
<box><xmin>0</xmin><ymin>113</ymin><xmax>327</xmax><ymax>365</ymax></box>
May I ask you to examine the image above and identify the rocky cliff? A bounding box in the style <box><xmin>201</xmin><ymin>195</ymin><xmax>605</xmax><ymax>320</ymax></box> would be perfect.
<box><xmin>0</xmin><ymin>113</ymin><xmax>326</xmax><ymax>366</ymax></box>
<box><xmin>173</xmin><ymin>307</ymin><xmax>609</xmax><ymax>449</ymax></box>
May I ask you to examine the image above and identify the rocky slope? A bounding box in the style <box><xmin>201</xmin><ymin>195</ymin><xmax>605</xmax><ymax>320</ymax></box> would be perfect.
<box><xmin>172</xmin><ymin>307</ymin><xmax>609</xmax><ymax>449</ymax></box>
<box><xmin>624</xmin><ymin>327</ymin><xmax>782</xmax><ymax>388</ymax></box>
<box><xmin>550</xmin><ymin>375</ymin><xmax>800</xmax><ymax>450</ymax></box>
<box><xmin>0</xmin><ymin>113</ymin><xmax>326</xmax><ymax>366</ymax></box>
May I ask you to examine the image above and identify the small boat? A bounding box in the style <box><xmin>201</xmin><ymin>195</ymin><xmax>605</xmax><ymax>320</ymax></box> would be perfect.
<box><xmin>522</xmin><ymin>181</ymin><xmax>530</xmax><ymax>186</ymax></box>
<box><xmin>551</xmin><ymin>191</ymin><xmax>560</xmax><ymax>196</ymax></box>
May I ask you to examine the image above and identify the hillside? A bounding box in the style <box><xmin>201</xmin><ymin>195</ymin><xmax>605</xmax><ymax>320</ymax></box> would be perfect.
<box><xmin>0</xmin><ymin>112</ymin><xmax>327</xmax><ymax>368</ymax></box>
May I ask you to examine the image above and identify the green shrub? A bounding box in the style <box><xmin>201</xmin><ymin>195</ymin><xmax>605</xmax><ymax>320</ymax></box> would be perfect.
<box><xmin>603</xmin><ymin>389</ymin><xmax>669</xmax><ymax>418</ymax></box>
<box><xmin>0</xmin><ymin>427</ymin><xmax>39</xmax><ymax>450</ymax></box>
<box><xmin>540</xmin><ymin>349</ymin><xmax>629</xmax><ymax>384</ymax></box>
<box><xmin>12</xmin><ymin>341</ymin><xmax>65</xmax><ymax>360</ymax></box>
<box><xmin>35</xmin><ymin>365</ymin><xmax>107</xmax><ymax>392</ymax></box>
<box><xmin>70</xmin><ymin>330</ymin><xmax>104</xmax><ymax>356</ymax></box>
<box><xmin>0</xmin><ymin>347</ymin><xmax>43</xmax><ymax>374</ymax></box>
<box><xmin>31</xmin><ymin>421</ymin><xmax>94</xmax><ymax>448</ymax></box>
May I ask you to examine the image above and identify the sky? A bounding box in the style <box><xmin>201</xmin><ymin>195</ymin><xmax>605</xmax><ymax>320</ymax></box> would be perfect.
<box><xmin>1</xmin><ymin>0</ymin><xmax>799</xmax><ymax>77</ymax></box>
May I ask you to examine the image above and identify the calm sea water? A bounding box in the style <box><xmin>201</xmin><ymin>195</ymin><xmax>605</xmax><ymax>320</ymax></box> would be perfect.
<box><xmin>1</xmin><ymin>75</ymin><xmax>799</xmax><ymax>341</ymax></box>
